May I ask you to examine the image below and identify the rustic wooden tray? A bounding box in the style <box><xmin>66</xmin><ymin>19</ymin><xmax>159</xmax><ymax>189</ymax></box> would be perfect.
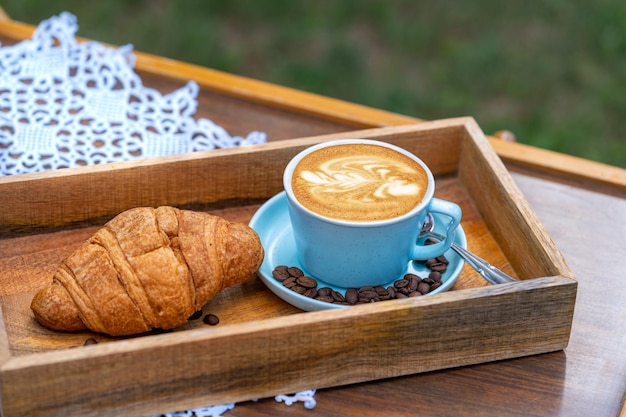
<box><xmin>0</xmin><ymin>118</ymin><xmax>577</xmax><ymax>417</ymax></box>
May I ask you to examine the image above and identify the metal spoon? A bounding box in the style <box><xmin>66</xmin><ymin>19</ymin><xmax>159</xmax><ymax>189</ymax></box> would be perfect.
<box><xmin>420</xmin><ymin>213</ymin><xmax>517</xmax><ymax>285</ymax></box>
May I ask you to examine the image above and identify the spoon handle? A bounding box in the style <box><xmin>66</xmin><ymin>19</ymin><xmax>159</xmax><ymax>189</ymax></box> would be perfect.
<box><xmin>449</xmin><ymin>242</ymin><xmax>518</xmax><ymax>285</ymax></box>
<box><xmin>426</xmin><ymin>231</ymin><xmax>518</xmax><ymax>285</ymax></box>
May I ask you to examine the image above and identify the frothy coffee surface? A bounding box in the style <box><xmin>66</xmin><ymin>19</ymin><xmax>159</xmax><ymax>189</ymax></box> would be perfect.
<box><xmin>291</xmin><ymin>144</ymin><xmax>429</xmax><ymax>221</ymax></box>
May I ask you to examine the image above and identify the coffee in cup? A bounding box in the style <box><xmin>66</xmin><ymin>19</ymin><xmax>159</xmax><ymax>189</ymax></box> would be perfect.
<box><xmin>290</xmin><ymin>142</ymin><xmax>429</xmax><ymax>222</ymax></box>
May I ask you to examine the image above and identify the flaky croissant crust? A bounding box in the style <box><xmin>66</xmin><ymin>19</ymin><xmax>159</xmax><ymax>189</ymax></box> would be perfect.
<box><xmin>31</xmin><ymin>207</ymin><xmax>264</xmax><ymax>336</ymax></box>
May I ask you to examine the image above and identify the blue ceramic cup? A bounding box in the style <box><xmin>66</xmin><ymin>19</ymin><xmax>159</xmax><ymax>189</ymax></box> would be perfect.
<box><xmin>283</xmin><ymin>139</ymin><xmax>462</xmax><ymax>288</ymax></box>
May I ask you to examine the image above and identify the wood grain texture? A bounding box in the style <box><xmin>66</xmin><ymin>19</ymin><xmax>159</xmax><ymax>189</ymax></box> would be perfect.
<box><xmin>458</xmin><ymin>124</ymin><xmax>573</xmax><ymax>280</ymax></box>
<box><xmin>1</xmin><ymin>278</ymin><xmax>575</xmax><ymax>417</ymax></box>
<box><xmin>1</xmin><ymin>14</ymin><xmax>623</xmax><ymax>417</ymax></box>
<box><xmin>0</xmin><ymin>120</ymin><xmax>577</xmax><ymax>416</ymax></box>
<box><xmin>0</xmin><ymin>120</ymin><xmax>463</xmax><ymax>235</ymax></box>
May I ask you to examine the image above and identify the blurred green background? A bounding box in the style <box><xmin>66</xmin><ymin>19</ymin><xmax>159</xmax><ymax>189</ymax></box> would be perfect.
<box><xmin>3</xmin><ymin>0</ymin><xmax>625</xmax><ymax>168</ymax></box>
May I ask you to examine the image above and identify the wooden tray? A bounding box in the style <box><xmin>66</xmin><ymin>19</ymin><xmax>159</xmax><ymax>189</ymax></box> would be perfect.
<box><xmin>0</xmin><ymin>118</ymin><xmax>577</xmax><ymax>417</ymax></box>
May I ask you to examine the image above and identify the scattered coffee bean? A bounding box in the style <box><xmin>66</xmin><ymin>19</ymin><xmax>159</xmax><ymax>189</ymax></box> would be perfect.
<box><xmin>431</xmin><ymin>263</ymin><xmax>448</xmax><ymax>272</ymax></box>
<box><xmin>282</xmin><ymin>276</ymin><xmax>298</xmax><ymax>289</ymax></box>
<box><xmin>397</xmin><ymin>286</ymin><xmax>410</xmax><ymax>295</ymax></box>
<box><xmin>394</xmin><ymin>279</ymin><xmax>409</xmax><ymax>288</ymax></box>
<box><xmin>318</xmin><ymin>287</ymin><xmax>332</xmax><ymax>297</ymax></box>
<box><xmin>84</xmin><ymin>338</ymin><xmax>98</xmax><ymax>346</ymax></box>
<box><xmin>331</xmin><ymin>290</ymin><xmax>346</xmax><ymax>302</ymax></box>
<box><xmin>272</xmin><ymin>266</ymin><xmax>291</xmax><ymax>281</ymax></box>
<box><xmin>296</xmin><ymin>276</ymin><xmax>318</xmax><ymax>288</ymax></box>
<box><xmin>424</xmin><ymin>258</ymin><xmax>438</xmax><ymax>268</ymax></box>
<box><xmin>387</xmin><ymin>286</ymin><xmax>398</xmax><ymax>299</ymax></box>
<box><xmin>203</xmin><ymin>313</ymin><xmax>220</xmax><ymax>326</ymax></box>
<box><xmin>292</xmin><ymin>285</ymin><xmax>307</xmax><ymax>295</ymax></box>
<box><xmin>287</xmin><ymin>266</ymin><xmax>304</xmax><ymax>277</ymax></box>
<box><xmin>417</xmin><ymin>281</ymin><xmax>431</xmax><ymax>294</ymax></box>
<box><xmin>429</xmin><ymin>271</ymin><xmax>442</xmax><ymax>282</ymax></box>
<box><xmin>304</xmin><ymin>288</ymin><xmax>318</xmax><ymax>298</ymax></box>
<box><xmin>271</xmin><ymin>252</ymin><xmax>450</xmax><ymax>306</ymax></box>
<box><xmin>359</xmin><ymin>289</ymin><xmax>379</xmax><ymax>302</ymax></box>
<box><xmin>437</xmin><ymin>255</ymin><xmax>450</xmax><ymax>265</ymax></box>
<box><xmin>345</xmin><ymin>288</ymin><xmax>359</xmax><ymax>304</ymax></box>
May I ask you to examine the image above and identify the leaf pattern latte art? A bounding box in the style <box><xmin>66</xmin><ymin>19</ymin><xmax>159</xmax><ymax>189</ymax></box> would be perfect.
<box><xmin>300</xmin><ymin>156</ymin><xmax>421</xmax><ymax>203</ymax></box>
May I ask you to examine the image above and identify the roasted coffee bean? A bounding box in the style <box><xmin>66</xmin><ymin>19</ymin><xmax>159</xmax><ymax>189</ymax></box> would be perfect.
<box><xmin>292</xmin><ymin>285</ymin><xmax>307</xmax><ymax>294</ymax></box>
<box><xmin>425</xmin><ymin>258</ymin><xmax>438</xmax><ymax>267</ymax></box>
<box><xmin>304</xmin><ymin>288</ymin><xmax>318</xmax><ymax>298</ymax></box>
<box><xmin>394</xmin><ymin>279</ymin><xmax>409</xmax><ymax>288</ymax></box>
<box><xmin>345</xmin><ymin>288</ymin><xmax>359</xmax><ymax>304</ymax></box>
<box><xmin>387</xmin><ymin>286</ymin><xmax>397</xmax><ymax>299</ymax></box>
<box><xmin>273</xmin><ymin>263</ymin><xmax>450</xmax><ymax>305</ymax></box>
<box><xmin>282</xmin><ymin>277</ymin><xmax>298</xmax><ymax>289</ymax></box>
<box><xmin>332</xmin><ymin>290</ymin><xmax>346</xmax><ymax>302</ymax></box>
<box><xmin>84</xmin><ymin>338</ymin><xmax>98</xmax><ymax>346</ymax></box>
<box><xmin>359</xmin><ymin>291</ymin><xmax>379</xmax><ymax>303</ymax></box>
<box><xmin>272</xmin><ymin>268</ymin><xmax>291</xmax><ymax>281</ymax></box>
<box><xmin>359</xmin><ymin>289</ymin><xmax>378</xmax><ymax>299</ymax></box>
<box><xmin>417</xmin><ymin>281</ymin><xmax>431</xmax><ymax>294</ymax></box>
<box><xmin>317</xmin><ymin>287</ymin><xmax>332</xmax><ymax>297</ymax></box>
<box><xmin>315</xmin><ymin>295</ymin><xmax>335</xmax><ymax>303</ymax></box>
<box><xmin>436</xmin><ymin>255</ymin><xmax>449</xmax><ymax>265</ymax></box>
<box><xmin>375</xmin><ymin>286</ymin><xmax>389</xmax><ymax>296</ymax></box>
<box><xmin>397</xmin><ymin>286</ymin><xmax>410</xmax><ymax>295</ymax></box>
<box><xmin>287</xmin><ymin>266</ymin><xmax>304</xmax><ymax>277</ymax></box>
<box><xmin>203</xmin><ymin>313</ymin><xmax>220</xmax><ymax>325</ymax></box>
<box><xmin>429</xmin><ymin>271</ymin><xmax>442</xmax><ymax>282</ymax></box>
<box><xmin>296</xmin><ymin>276</ymin><xmax>318</xmax><ymax>288</ymax></box>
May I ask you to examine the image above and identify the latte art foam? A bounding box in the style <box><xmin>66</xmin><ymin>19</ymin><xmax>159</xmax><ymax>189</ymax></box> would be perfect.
<box><xmin>291</xmin><ymin>144</ymin><xmax>429</xmax><ymax>221</ymax></box>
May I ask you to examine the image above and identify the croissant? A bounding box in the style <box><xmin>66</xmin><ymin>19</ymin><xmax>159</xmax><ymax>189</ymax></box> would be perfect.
<box><xmin>30</xmin><ymin>206</ymin><xmax>264</xmax><ymax>336</ymax></box>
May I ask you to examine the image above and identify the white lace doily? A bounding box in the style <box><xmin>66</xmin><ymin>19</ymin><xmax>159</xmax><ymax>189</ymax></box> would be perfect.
<box><xmin>0</xmin><ymin>12</ymin><xmax>266</xmax><ymax>176</ymax></box>
<box><xmin>153</xmin><ymin>390</ymin><xmax>317</xmax><ymax>417</ymax></box>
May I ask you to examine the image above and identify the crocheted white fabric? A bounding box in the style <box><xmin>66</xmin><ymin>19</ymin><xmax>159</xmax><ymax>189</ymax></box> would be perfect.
<box><xmin>0</xmin><ymin>12</ymin><xmax>266</xmax><ymax>176</ymax></box>
<box><xmin>154</xmin><ymin>390</ymin><xmax>317</xmax><ymax>417</ymax></box>
<box><xmin>275</xmin><ymin>389</ymin><xmax>318</xmax><ymax>410</ymax></box>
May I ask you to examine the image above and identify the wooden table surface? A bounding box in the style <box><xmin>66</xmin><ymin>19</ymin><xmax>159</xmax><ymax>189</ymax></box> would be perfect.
<box><xmin>1</xmin><ymin>15</ymin><xmax>626</xmax><ymax>417</ymax></box>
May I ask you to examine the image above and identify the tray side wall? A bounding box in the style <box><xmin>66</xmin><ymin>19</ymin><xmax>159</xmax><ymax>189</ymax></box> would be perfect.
<box><xmin>0</xmin><ymin>120</ymin><xmax>465</xmax><ymax>236</ymax></box>
<box><xmin>458</xmin><ymin>122</ymin><xmax>575</xmax><ymax>280</ymax></box>
<box><xmin>0</xmin><ymin>277</ymin><xmax>576</xmax><ymax>417</ymax></box>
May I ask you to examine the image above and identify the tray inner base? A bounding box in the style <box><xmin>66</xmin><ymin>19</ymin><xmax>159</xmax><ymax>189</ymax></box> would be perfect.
<box><xmin>0</xmin><ymin>176</ymin><xmax>515</xmax><ymax>357</ymax></box>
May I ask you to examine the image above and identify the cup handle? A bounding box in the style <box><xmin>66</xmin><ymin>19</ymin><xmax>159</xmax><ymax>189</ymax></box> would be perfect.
<box><xmin>411</xmin><ymin>198</ymin><xmax>462</xmax><ymax>260</ymax></box>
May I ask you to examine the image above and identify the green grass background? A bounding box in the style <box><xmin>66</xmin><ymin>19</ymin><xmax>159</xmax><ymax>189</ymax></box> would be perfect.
<box><xmin>3</xmin><ymin>0</ymin><xmax>625</xmax><ymax>168</ymax></box>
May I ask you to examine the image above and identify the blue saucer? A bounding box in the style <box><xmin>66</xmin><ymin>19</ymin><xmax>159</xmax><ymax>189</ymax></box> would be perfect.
<box><xmin>249</xmin><ymin>192</ymin><xmax>466</xmax><ymax>312</ymax></box>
